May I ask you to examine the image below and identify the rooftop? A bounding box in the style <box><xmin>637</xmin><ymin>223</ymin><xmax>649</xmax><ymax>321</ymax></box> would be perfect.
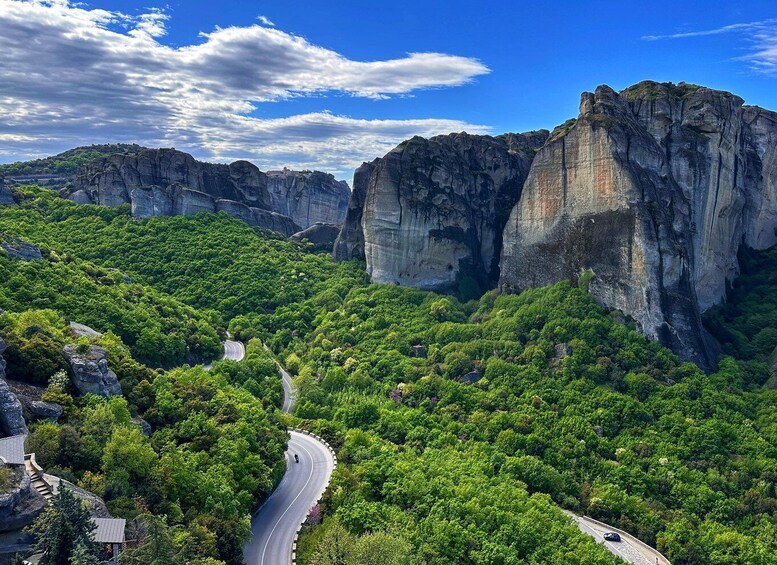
<box><xmin>92</xmin><ymin>518</ymin><xmax>126</xmax><ymax>544</ymax></box>
<box><xmin>0</xmin><ymin>435</ymin><xmax>26</xmax><ymax>466</ymax></box>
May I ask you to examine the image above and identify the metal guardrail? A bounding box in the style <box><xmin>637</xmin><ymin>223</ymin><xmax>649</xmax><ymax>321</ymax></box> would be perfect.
<box><xmin>286</xmin><ymin>427</ymin><xmax>338</xmax><ymax>565</ymax></box>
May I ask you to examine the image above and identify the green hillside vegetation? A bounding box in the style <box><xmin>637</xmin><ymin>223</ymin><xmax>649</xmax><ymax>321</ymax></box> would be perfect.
<box><xmin>269</xmin><ymin>285</ymin><xmax>777</xmax><ymax>564</ymax></box>
<box><xmin>6</xmin><ymin>309</ymin><xmax>287</xmax><ymax>564</ymax></box>
<box><xmin>1</xmin><ymin>185</ymin><xmax>777</xmax><ymax>564</ymax></box>
<box><xmin>0</xmin><ymin>235</ymin><xmax>222</xmax><ymax>370</ymax></box>
<box><xmin>705</xmin><ymin>245</ymin><xmax>777</xmax><ymax>380</ymax></box>
<box><xmin>0</xmin><ymin>144</ymin><xmax>146</xmax><ymax>178</ymax></box>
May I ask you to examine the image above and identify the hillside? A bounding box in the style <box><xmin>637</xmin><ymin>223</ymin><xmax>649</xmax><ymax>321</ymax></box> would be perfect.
<box><xmin>0</xmin><ymin>144</ymin><xmax>147</xmax><ymax>185</ymax></box>
<box><xmin>1</xmin><ymin>183</ymin><xmax>776</xmax><ymax>563</ymax></box>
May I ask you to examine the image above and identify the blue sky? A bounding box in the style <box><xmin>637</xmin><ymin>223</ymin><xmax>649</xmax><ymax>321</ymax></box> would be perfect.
<box><xmin>2</xmin><ymin>0</ymin><xmax>777</xmax><ymax>179</ymax></box>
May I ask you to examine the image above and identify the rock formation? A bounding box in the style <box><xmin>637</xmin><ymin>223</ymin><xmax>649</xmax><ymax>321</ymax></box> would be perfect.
<box><xmin>0</xmin><ymin>176</ymin><xmax>14</xmax><ymax>205</ymax></box>
<box><xmin>500</xmin><ymin>81</ymin><xmax>777</xmax><ymax>368</ymax></box>
<box><xmin>62</xmin><ymin>345</ymin><xmax>122</xmax><ymax>397</ymax></box>
<box><xmin>0</xmin><ymin>339</ymin><xmax>27</xmax><ymax>437</ymax></box>
<box><xmin>290</xmin><ymin>223</ymin><xmax>342</xmax><ymax>252</ymax></box>
<box><xmin>267</xmin><ymin>169</ymin><xmax>350</xmax><ymax>229</ymax></box>
<box><xmin>0</xmin><ymin>469</ymin><xmax>47</xmax><ymax>532</ymax></box>
<box><xmin>1</xmin><ymin>237</ymin><xmax>42</xmax><ymax>261</ymax></box>
<box><xmin>336</xmin><ymin>131</ymin><xmax>548</xmax><ymax>292</ymax></box>
<box><xmin>338</xmin><ymin>81</ymin><xmax>777</xmax><ymax>367</ymax></box>
<box><xmin>333</xmin><ymin>159</ymin><xmax>377</xmax><ymax>262</ymax></box>
<box><xmin>65</xmin><ymin>148</ymin><xmax>347</xmax><ymax>236</ymax></box>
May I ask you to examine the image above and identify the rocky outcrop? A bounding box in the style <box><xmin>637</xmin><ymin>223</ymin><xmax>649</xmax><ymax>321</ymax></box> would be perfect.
<box><xmin>499</xmin><ymin>81</ymin><xmax>777</xmax><ymax>368</ymax></box>
<box><xmin>62</xmin><ymin>345</ymin><xmax>122</xmax><ymax>397</ymax></box>
<box><xmin>340</xmin><ymin>81</ymin><xmax>777</xmax><ymax>367</ymax></box>
<box><xmin>0</xmin><ymin>177</ymin><xmax>14</xmax><ymax>205</ymax></box>
<box><xmin>339</xmin><ymin>131</ymin><xmax>548</xmax><ymax>292</ymax></box>
<box><xmin>65</xmin><ymin>148</ymin><xmax>341</xmax><ymax>236</ymax></box>
<box><xmin>333</xmin><ymin>159</ymin><xmax>377</xmax><ymax>262</ymax></box>
<box><xmin>290</xmin><ymin>223</ymin><xmax>341</xmax><ymax>252</ymax></box>
<box><xmin>1</xmin><ymin>238</ymin><xmax>41</xmax><ymax>261</ymax></box>
<box><xmin>0</xmin><ymin>339</ymin><xmax>27</xmax><ymax>438</ymax></box>
<box><xmin>266</xmin><ymin>169</ymin><xmax>350</xmax><ymax>229</ymax></box>
<box><xmin>29</xmin><ymin>401</ymin><xmax>63</xmax><ymax>423</ymax></box>
<box><xmin>0</xmin><ymin>469</ymin><xmax>47</xmax><ymax>532</ymax></box>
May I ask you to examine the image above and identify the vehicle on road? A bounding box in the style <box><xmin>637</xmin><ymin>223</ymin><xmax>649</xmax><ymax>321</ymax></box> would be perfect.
<box><xmin>603</xmin><ymin>532</ymin><xmax>621</xmax><ymax>542</ymax></box>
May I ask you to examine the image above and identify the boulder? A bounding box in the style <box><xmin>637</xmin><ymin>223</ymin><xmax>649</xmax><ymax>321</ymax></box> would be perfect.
<box><xmin>290</xmin><ymin>223</ymin><xmax>342</xmax><ymax>252</ymax></box>
<box><xmin>0</xmin><ymin>339</ymin><xmax>27</xmax><ymax>437</ymax></box>
<box><xmin>459</xmin><ymin>370</ymin><xmax>484</xmax><ymax>384</ymax></box>
<box><xmin>133</xmin><ymin>417</ymin><xmax>152</xmax><ymax>437</ymax></box>
<box><xmin>1</xmin><ymin>239</ymin><xmax>41</xmax><ymax>261</ymax></box>
<box><xmin>29</xmin><ymin>401</ymin><xmax>63</xmax><ymax>423</ymax></box>
<box><xmin>62</xmin><ymin>345</ymin><xmax>122</xmax><ymax>397</ymax></box>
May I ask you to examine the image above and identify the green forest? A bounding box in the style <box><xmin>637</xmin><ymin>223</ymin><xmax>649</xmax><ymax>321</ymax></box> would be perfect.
<box><xmin>1</xmin><ymin>185</ymin><xmax>776</xmax><ymax>564</ymax></box>
<box><xmin>0</xmin><ymin>144</ymin><xmax>147</xmax><ymax>178</ymax></box>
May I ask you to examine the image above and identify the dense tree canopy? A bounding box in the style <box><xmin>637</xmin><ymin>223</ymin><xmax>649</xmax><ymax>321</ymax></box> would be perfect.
<box><xmin>2</xmin><ymin>185</ymin><xmax>777</xmax><ymax>564</ymax></box>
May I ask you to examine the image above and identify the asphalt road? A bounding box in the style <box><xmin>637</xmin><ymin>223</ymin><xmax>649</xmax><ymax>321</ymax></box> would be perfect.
<box><xmin>244</xmin><ymin>431</ymin><xmax>335</xmax><ymax>565</ymax></box>
<box><xmin>203</xmin><ymin>339</ymin><xmax>245</xmax><ymax>370</ymax></box>
<box><xmin>279</xmin><ymin>364</ymin><xmax>297</xmax><ymax>413</ymax></box>
<box><xmin>565</xmin><ymin>511</ymin><xmax>670</xmax><ymax>565</ymax></box>
<box><xmin>243</xmin><ymin>351</ymin><xmax>333</xmax><ymax>565</ymax></box>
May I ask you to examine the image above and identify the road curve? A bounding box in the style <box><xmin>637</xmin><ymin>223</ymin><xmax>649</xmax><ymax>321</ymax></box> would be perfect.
<box><xmin>243</xmin><ymin>350</ymin><xmax>334</xmax><ymax>565</ymax></box>
<box><xmin>565</xmin><ymin>511</ymin><xmax>670</xmax><ymax>565</ymax></box>
<box><xmin>203</xmin><ymin>339</ymin><xmax>245</xmax><ymax>370</ymax></box>
<box><xmin>244</xmin><ymin>431</ymin><xmax>335</xmax><ymax>565</ymax></box>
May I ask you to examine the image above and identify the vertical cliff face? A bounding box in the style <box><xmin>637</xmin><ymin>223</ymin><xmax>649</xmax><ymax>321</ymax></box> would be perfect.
<box><xmin>340</xmin><ymin>131</ymin><xmax>548</xmax><ymax>292</ymax></box>
<box><xmin>500</xmin><ymin>85</ymin><xmax>714</xmax><ymax>366</ymax></box>
<box><xmin>266</xmin><ymin>169</ymin><xmax>350</xmax><ymax>229</ymax></box>
<box><xmin>66</xmin><ymin>149</ymin><xmax>349</xmax><ymax>235</ymax></box>
<box><xmin>743</xmin><ymin>106</ymin><xmax>777</xmax><ymax>250</ymax></box>
<box><xmin>332</xmin><ymin>159</ymin><xmax>377</xmax><ymax>262</ymax></box>
<box><xmin>499</xmin><ymin>81</ymin><xmax>777</xmax><ymax>368</ymax></box>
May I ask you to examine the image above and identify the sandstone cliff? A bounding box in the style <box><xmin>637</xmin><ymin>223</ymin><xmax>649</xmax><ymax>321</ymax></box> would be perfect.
<box><xmin>66</xmin><ymin>149</ymin><xmax>348</xmax><ymax>235</ymax></box>
<box><xmin>339</xmin><ymin>81</ymin><xmax>777</xmax><ymax>367</ymax></box>
<box><xmin>336</xmin><ymin>131</ymin><xmax>548</xmax><ymax>292</ymax></box>
<box><xmin>500</xmin><ymin>81</ymin><xmax>777</xmax><ymax>368</ymax></box>
<box><xmin>267</xmin><ymin>169</ymin><xmax>350</xmax><ymax>229</ymax></box>
<box><xmin>332</xmin><ymin>159</ymin><xmax>377</xmax><ymax>262</ymax></box>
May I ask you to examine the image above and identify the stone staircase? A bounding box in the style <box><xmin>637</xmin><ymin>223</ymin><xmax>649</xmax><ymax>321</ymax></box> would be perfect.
<box><xmin>24</xmin><ymin>454</ymin><xmax>52</xmax><ymax>501</ymax></box>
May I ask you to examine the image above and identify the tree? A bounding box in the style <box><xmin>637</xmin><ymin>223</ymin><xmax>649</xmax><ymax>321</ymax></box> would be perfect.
<box><xmin>310</xmin><ymin>520</ymin><xmax>355</xmax><ymax>565</ymax></box>
<box><xmin>122</xmin><ymin>514</ymin><xmax>191</xmax><ymax>565</ymax></box>
<box><xmin>348</xmin><ymin>531</ymin><xmax>413</xmax><ymax>565</ymax></box>
<box><xmin>29</xmin><ymin>485</ymin><xmax>100</xmax><ymax>565</ymax></box>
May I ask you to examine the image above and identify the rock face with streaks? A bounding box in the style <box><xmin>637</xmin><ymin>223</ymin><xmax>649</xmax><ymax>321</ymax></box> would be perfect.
<box><xmin>338</xmin><ymin>81</ymin><xmax>777</xmax><ymax>367</ymax></box>
<box><xmin>333</xmin><ymin>159</ymin><xmax>377</xmax><ymax>262</ymax></box>
<box><xmin>336</xmin><ymin>131</ymin><xmax>548</xmax><ymax>292</ymax></box>
<box><xmin>0</xmin><ymin>338</ymin><xmax>28</xmax><ymax>437</ymax></box>
<box><xmin>290</xmin><ymin>223</ymin><xmax>342</xmax><ymax>252</ymax></box>
<box><xmin>266</xmin><ymin>169</ymin><xmax>350</xmax><ymax>229</ymax></box>
<box><xmin>501</xmin><ymin>81</ymin><xmax>777</xmax><ymax>367</ymax></box>
<box><xmin>66</xmin><ymin>149</ymin><xmax>346</xmax><ymax>236</ymax></box>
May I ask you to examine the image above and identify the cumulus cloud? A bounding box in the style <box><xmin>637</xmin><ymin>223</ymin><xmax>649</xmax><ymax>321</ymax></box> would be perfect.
<box><xmin>642</xmin><ymin>18</ymin><xmax>777</xmax><ymax>77</ymax></box>
<box><xmin>257</xmin><ymin>15</ymin><xmax>275</xmax><ymax>27</ymax></box>
<box><xmin>0</xmin><ymin>0</ymin><xmax>490</xmax><ymax>177</ymax></box>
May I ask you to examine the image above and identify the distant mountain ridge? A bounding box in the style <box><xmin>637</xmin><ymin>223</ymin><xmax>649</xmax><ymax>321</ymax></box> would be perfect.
<box><xmin>56</xmin><ymin>147</ymin><xmax>349</xmax><ymax>236</ymax></box>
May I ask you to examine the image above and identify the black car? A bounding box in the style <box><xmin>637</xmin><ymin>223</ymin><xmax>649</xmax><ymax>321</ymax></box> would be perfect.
<box><xmin>603</xmin><ymin>532</ymin><xmax>621</xmax><ymax>542</ymax></box>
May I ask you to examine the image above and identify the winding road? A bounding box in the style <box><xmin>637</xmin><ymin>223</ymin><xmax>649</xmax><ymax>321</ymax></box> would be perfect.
<box><xmin>203</xmin><ymin>339</ymin><xmax>245</xmax><ymax>370</ymax></box>
<box><xmin>240</xmin><ymin>347</ymin><xmax>333</xmax><ymax>565</ymax></box>
<box><xmin>565</xmin><ymin>511</ymin><xmax>670</xmax><ymax>565</ymax></box>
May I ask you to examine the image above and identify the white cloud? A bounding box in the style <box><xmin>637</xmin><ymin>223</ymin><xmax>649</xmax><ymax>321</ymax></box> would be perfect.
<box><xmin>257</xmin><ymin>15</ymin><xmax>275</xmax><ymax>27</ymax></box>
<box><xmin>0</xmin><ymin>0</ymin><xmax>490</xmax><ymax>178</ymax></box>
<box><xmin>642</xmin><ymin>18</ymin><xmax>777</xmax><ymax>77</ymax></box>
